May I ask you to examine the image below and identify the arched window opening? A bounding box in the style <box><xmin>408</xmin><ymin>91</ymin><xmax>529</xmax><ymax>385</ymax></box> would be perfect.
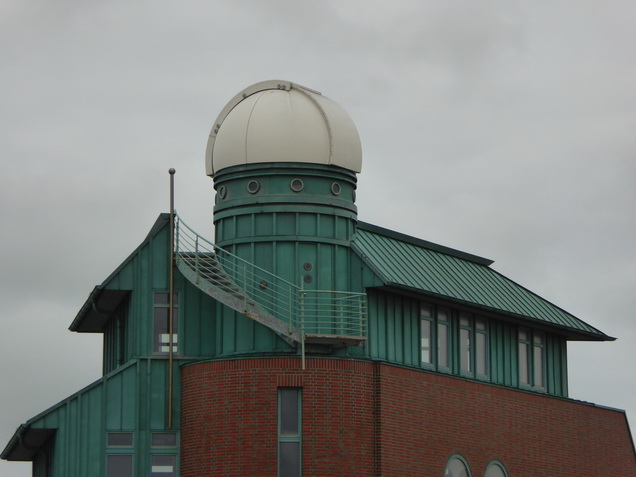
<box><xmin>444</xmin><ymin>455</ymin><xmax>471</xmax><ymax>477</ymax></box>
<box><xmin>484</xmin><ymin>461</ymin><xmax>507</xmax><ymax>477</ymax></box>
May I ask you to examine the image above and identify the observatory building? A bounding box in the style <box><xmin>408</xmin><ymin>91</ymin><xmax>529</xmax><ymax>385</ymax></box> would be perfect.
<box><xmin>3</xmin><ymin>81</ymin><xmax>635</xmax><ymax>476</ymax></box>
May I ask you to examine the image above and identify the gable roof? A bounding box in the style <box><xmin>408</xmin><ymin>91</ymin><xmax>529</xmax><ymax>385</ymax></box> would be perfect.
<box><xmin>69</xmin><ymin>214</ymin><xmax>170</xmax><ymax>332</ymax></box>
<box><xmin>352</xmin><ymin>222</ymin><xmax>613</xmax><ymax>341</ymax></box>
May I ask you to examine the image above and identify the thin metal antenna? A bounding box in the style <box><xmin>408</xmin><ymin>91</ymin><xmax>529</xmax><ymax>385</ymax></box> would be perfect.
<box><xmin>168</xmin><ymin>168</ymin><xmax>176</xmax><ymax>430</ymax></box>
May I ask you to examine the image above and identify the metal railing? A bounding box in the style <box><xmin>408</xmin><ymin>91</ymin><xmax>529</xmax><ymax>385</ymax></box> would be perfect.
<box><xmin>174</xmin><ymin>213</ymin><xmax>367</xmax><ymax>339</ymax></box>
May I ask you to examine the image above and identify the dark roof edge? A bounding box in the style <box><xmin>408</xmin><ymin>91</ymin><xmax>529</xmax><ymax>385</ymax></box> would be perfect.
<box><xmin>69</xmin><ymin>213</ymin><xmax>170</xmax><ymax>331</ymax></box>
<box><xmin>2</xmin><ymin>360</ymin><xmax>141</xmax><ymax>460</ymax></box>
<box><xmin>1</xmin><ymin>426</ymin><xmax>55</xmax><ymax>461</ymax></box>
<box><xmin>1</xmin><ymin>426</ymin><xmax>22</xmax><ymax>460</ymax></box>
<box><xmin>356</xmin><ymin>221</ymin><xmax>494</xmax><ymax>266</ymax></box>
<box><xmin>487</xmin><ymin>267</ymin><xmax>615</xmax><ymax>341</ymax></box>
<box><xmin>381</xmin><ymin>283</ymin><xmax>615</xmax><ymax>341</ymax></box>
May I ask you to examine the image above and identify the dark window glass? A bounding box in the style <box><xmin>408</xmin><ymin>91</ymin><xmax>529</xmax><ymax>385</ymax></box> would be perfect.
<box><xmin>519</xmin><ymin>341</ymin><xmax>529</xmax><ymax>385</ymax></box>
<box><xmin>437</xmin><ymin>308</ymin><xmax>450</xmax><ymax>369</ymax></box>
<box><xmin>154</xmin><ymin>293</ymin><xmax>178</xmax><ymax>353</ymax></box>
<box><xmin>154</xmin><ymin>293</ymin><xmax>178</xmax><ymax>305</ymax></box>
<box><xmin>279</xmin><ymin>388</ymin><xmax>301</xmax><ymax>477</ymax></box>
<box><xmin>151</xmin><ymin>433</ymin><xmax>177</xmax><ymax>448</ymax></box>
<box><xmin>519</xmin><ymin>327</ymin><xmax>545</xmax><ymax>389</ymax></box>
<box><xmin>279</xmin><ymin>389</ymin><xmax>300</xmax><ymax>437</ymax></box>
<box><xmin>485</xmin><ymin>462</ymin><xmax>507</xmax><ymax>477</ymax></box>
<box><xmin>279</xmin><ymin>442</ymin><xmax>301</xmax><ymax>477</ymax></box>
<box><xmin>151</xmin><ymin>454</ymin><xmax>176</xmax><ymax>476</ymax></box>
<box><xmin>445</xmin><ymin>457</ymin><xmax>469</xmax><ymax>477</ymax></box>
<box><xmin>108</xmin><ymin>455</ymin><xmax>133</xmax><ymax>477</ymax></box>
<box><xmin>421</xmin><ymin>319</ymin><xmax>431</xmax><ymax>364</ymax></box>
<box><xmin>532</xmin><ymin>341</ymin><xmax>543</xmax><ymax>387</ymax></box>
<box><xmin>437</xmin><ymin>322</ymin><xmax>448</xmax><ymax>368</ymax></box>
<box><xmin>460</xmin><ymin>328</ymin><xmax>471</xmax><ymax>373</ymax></box>
<box><xmin>476</xmin><ymin>331</ymin><xmax>487</xmax><ymax>376</ymax></box>
<box><xmin>107</xmin><ymin>432</ymin><xmax>133</xmax><ymax>447</ymax></box>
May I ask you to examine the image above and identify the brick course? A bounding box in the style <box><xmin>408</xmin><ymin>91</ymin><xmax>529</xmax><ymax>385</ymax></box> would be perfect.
<box><xmin>180</xmin><ymin>358</ymin><xmax>636</xmax><ymax>476</ymax></box>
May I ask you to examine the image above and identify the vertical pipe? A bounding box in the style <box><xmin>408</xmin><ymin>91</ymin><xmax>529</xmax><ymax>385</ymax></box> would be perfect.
<box><xmin>168</xmin><ymin>168</ymin><xmax>176</xmax><ymax>430</ymax></box>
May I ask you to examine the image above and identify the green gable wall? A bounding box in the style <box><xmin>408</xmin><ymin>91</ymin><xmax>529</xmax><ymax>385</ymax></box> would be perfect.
<box><xmin>19</xmin><ymin>359</ymin><xmax>179</xmax><ymax>477</ymax></box>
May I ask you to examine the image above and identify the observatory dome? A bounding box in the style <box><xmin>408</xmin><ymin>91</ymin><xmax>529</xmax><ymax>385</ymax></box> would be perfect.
<box><xmin>205</xmin><ymin>81</ymin><xmax>362</xmax><ymax>175</ymax></box>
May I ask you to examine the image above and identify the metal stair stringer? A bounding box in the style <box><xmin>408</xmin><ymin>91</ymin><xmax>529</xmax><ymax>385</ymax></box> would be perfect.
<box><xmin>175</xmin><ymin>254</ymin><xmax>302</xmax><ymax>347</ymax></box>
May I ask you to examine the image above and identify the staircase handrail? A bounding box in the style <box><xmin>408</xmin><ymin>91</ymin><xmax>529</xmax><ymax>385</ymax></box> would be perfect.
<box><xmin>173</xmin><ymin>212</ymin><xmax>367</xmax><ymax>340</ymax></box>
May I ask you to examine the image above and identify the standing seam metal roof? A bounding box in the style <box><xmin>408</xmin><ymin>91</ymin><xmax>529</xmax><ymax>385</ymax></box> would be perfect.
<box><xmin>352</xmin><ymin>223</ymin><xmax>612</xmax><ymax>341</ymax></box>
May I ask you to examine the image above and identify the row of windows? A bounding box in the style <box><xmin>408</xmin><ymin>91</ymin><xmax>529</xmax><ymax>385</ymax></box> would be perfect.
<box><xmin>151</xmin><ymin>294</ymin><xmax>545</xmax><ymax>393</ymax></box>
<box><xmin>446</xmin><ymin>455</ymin><xmax>507</xmax><ymax>477</ymax></box>
<box><xmin>421</xmin><ymin>303</ymin><xmax>546</xmax><ymax>390</ymax></box>
<box><xmin>106</xmin><ymin>432</ymin><xmax>178</xmax><ymax>477</ymax></box>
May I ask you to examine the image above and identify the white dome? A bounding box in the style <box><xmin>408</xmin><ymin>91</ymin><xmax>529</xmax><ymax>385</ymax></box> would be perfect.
<box><xmin>206</xmin><ymin>81</ymin><xmax>362</xmax><ymax>175</ymax></box>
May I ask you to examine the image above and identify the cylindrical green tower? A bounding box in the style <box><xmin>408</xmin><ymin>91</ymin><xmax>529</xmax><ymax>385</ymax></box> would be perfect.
<box><xmin>205</xmin><ymin>80</ymin><xmax>364</xmax><ymax>352</ymax></box>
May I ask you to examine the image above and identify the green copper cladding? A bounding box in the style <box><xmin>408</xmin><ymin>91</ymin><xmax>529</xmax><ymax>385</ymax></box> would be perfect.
<box><xmin>213</xmin><ymin>163</ymin><xmax>359</xmax><ymax>291</ymax></box>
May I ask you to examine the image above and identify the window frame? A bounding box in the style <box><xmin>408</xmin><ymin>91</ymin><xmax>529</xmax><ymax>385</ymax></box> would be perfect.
<box><xmin>106</xmin><ymin>431</ymin><xmax>135</xmax><ymax>477</ymax></box>
<box><xmin>484</xmin><ymin>460</ymin><xmax>508</xmax><ymax>477</ymax></box>
<box><xmin>518</xmin><ymin>326</ymin><xmax>546</xmax><ymax>391</ymax></box>
<box><xmin>444</xmin><ymin>454</ymin><xmax>472</xmax><ymax>477</ymax></box>
<box><xmin>153</xmin><ymin>292</ymin><xmax>180</xmax><ymax>355</ymax></box>
<box><xmin>149</xmin><ymin>431</ymin><xmax>179</xmax><ymax>476</ymax></box>
<box><xmin>420</xmin><ymin>303</ymin><xmax>452</xmax><ymax>373</ymax></box>
<box><xmin>459</xmin><ymin>312</ymin><xmax>489</xmax><ymax>381</ymax></box>
<box><xmin>278</xmin><ymin>387</ymin><xmax>302</xmax><ymax>477</ymax></box>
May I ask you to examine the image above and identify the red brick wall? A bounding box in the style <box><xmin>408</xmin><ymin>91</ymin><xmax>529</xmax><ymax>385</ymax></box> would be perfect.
<box><xmin>180</xmin><ymin>358</ymin><xmax>636</xmax><ymax>477</ymax></box>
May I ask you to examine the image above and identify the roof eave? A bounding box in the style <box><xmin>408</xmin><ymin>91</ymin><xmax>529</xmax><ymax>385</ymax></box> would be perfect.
<box><xmin>69</xmin><ymin>287</ymin><xmax>130</xmax><ymax>332</ymax></box>
<box><xmin>69</xmin><ymin>213</ymin><xmax>170</xmax><ymax>332</ymax></box>
<box><xmin>1</xmin><ymin>425</ymin><xmax>55</xmax><ymax>461</ymax></box>
<box><xmin>380</xmin><ymin>283</ymin><xmax>615</xmax><ymax>342</ymax></box>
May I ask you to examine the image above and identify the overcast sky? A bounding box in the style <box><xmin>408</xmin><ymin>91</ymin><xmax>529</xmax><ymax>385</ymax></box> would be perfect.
<box><xmin>2</xmin><ymin>1</ymin><xmax>635</xmax><ymax>475</ymax></box>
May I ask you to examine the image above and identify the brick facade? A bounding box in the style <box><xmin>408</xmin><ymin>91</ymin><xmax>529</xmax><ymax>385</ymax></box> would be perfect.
<box><xmin>180</xmin><ymin>357</ymin><xmax>636</xmax><ymax>476</ymax></box>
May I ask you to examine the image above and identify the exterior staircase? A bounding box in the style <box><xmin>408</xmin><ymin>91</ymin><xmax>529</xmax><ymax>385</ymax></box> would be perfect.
<box><xmin>174</xmin><ymin>214</ymin><xmax>367</xmax><ymax>348</ymax></box>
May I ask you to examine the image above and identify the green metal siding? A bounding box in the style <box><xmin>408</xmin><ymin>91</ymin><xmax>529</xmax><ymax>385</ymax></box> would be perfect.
<box><xmin>353</xmin><ymin>225</ymin><xmax>610</xmax><ymax>341</ymax></box>
<box><xmin>23</xmin><ymin>359</ymin><xmax>178</xmax><ymax>477</ymax></box>
<box><xmin>367</xmin><ymin>290</ymin><xmax>420</xmax><ymax>366</ymax></box>
<box><xmin>367</xmin><ymin>289</ymin><xmax>569</xmax><ymax>397</ymax></box>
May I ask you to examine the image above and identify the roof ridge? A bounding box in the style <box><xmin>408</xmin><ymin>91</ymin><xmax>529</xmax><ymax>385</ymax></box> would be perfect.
<box><xmin>356</xmin><ymin>221</ymin><xmax>494</xmax><ymax>266</ymax></box>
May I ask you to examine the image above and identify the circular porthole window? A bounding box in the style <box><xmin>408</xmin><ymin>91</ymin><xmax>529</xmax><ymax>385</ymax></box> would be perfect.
<box><xmin>303</xmin><ymin>274</ymin><xmax>312</xmax><ymax>283</ymax></box>
<box><xmin>247</xmin><ymin>180</ymin><xmax>260</xmax><ymax>194</ymax></box>
<box><xmin>290</xmin><ymin>178</ymin><xmax>304</xmax><ymax>192</ymax></box>
<box><xmin>303</xmin><ymin>262</ymin><xmax>313</xmax><ymax>271</ymax></box>
<box><xmin>331</xmin><ymin>182</ymin><xmax>341</xmax><ymax>196</ymax></box>
<box><xmin>218</xmin><ymin>185</ymin><xmax>227</xmax><ymax>199</ymax></box>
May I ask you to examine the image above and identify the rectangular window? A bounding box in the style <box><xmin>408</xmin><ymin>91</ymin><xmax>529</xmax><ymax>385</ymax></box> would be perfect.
<box><xmin>107</xmin><ymin>432</ymin><xmax>133</xmax><ymax>447</ymax></box>
<box><xmin>154</xmin><ymin>293</ymin><xmax>179</xmax><ymax>354</ymax></box>
<box><xmin>420</xmin><ymin>304</ymin><xmax>433</xmax><ymax>366</ymax></box>
<box><xmin>279</xmin><ymin>388</ymin><xmax>301</xmax><ymax>477</ymax></box>
<box><xmin>151</xmin><ymin>454</ymin><xmax>177</xmax><ymax>477</ymax></box>
<box><xmin>149</xmin><ymin>432</ymin><xmax>178</xmax><ymax>476</ymax></box>
<box><xmin>420</xmin><ymin>303</ymin><xmax>489</xmax><ymax>380</ymax></box>
<box><xmin>475</xmin><ymin>318</ymin><xmax>488</xmax><ymax>378</ymax></box>
<box><xmin>421</xmin><ymin>304</ymin><xmax>451</xmax><ymax>371</ymax></box>
<box><xmin>533</xmin><ymin>331</ymin><xmax>545</xmax><ymax>388</ymax></box>
<box><xmin>108</xmin><ymin>455</ymin><xmax>133</xmax><ymax>477</ymax></box>
<box><xmin>107</xmin><ymin>432</ymin><xmax>134</xmax><ymax>477</ymax></box>
<box><xmin>151</xmin><ymin>433</ymin><xmax>178</xmax><ymax>448</ymax></box>
<box><xmin>519</xmin><ymin>327</ymin><xmax>545</xmax><ymax>390</ymax></box>
<box><xmin>459</xmin><ymin>313</ymin><xmax>472</xmax><ymax>374</ymax></box>
<box><xmin>437</xmin><ymin>308</ymin><xmax>450</xmax><ymax>370</ymax></box>
<box><xmin>459</xmin><ymin>313</ymin><xmax>489</xmax><ymax>379</ymax></box>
